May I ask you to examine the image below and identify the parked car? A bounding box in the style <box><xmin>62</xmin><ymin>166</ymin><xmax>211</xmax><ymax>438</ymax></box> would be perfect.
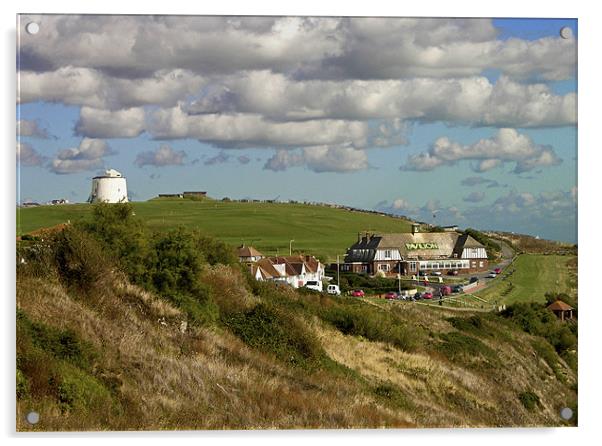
<box><xmin>452</xmin><ymin>285</ymin><xmax>464</xmax><ymax>293</ymax></box>
<box><xmin>304</xmin><ymin>280</ymin><xmax>323</xmax><ymax>292</ymax></box>
<box><xmin>440</xmin><ymin>285</ymin><xmax>452</xmax><ymax>296</ymax></box>
<box><xmin>351</xmin><ymin>289</ymin><xmax>365</xmax><ymax>297</ymax></box>
<box><xmin>418</xmin><ymin>271</ymin><xmax>428</xmax><ymax>277</ymax></box>
<box><xmin>422</xmin><ymin>292</ymin><xmax>433</xmax><ymax>299</ymax></box>
<box><xmin>494</xmin><ymin>267</ymin><xmax>502</xmax><ymax>274</ymax></box>
<box><xmin>469</xmin><ymin>276</ymin><xmax>479</xmax><ymax>284</ymax></box>
<box><xmin>327</xmin><ymin>284</ymin><xmax>341</xmax><ymax>295</ymax></box>
<box><xmin>385</xmin><ymin>291</ymin><xmax>398</xmax><ymax>300</ymax></box>
<box><xmin>447</xmin><ymin>270</ymin><xmax>459</xmax><ymax>276</ymax></box>
<box><xmin>413</xmin><ymin>292</ymin><xmax>423</xmax><ymax>300</ymax></box>
<box><xmin>432</xmin><ymin>271</ymin><xmax>442</xmax><ymax>276</ymax></box>
<box><xmin>487</xmin><ymin>272</ymin><xmax>497</xmax><ymax>278</ymax></box>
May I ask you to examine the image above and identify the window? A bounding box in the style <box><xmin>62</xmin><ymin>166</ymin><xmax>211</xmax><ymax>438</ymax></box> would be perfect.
<box><xmin>378</xmin><ymin>264</ymin><xmax>390</xmax><ymax>272</ymax></box>
<box><xmin>479</xmin><ymin>261</ymin><xmax>484</xmax><ymax>267</ymax></box>
<box><xmin>384</xmin><ymin>249</ymin><xmax>391</xmax><ymax>259</ymax></box>
<box><xmin>409</xmin><ymin>261</ymin><xmax>417</xmax><ymax>271</ymax></box>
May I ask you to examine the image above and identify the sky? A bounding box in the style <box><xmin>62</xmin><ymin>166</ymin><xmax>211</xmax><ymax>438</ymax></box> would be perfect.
<box><xmin>16</xmin><ymin>15</ymin><xmax>577</xmax><ymax>243</ymax></box>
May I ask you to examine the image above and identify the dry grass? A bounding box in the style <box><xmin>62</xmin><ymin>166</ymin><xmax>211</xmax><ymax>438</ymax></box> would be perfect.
<box><xmin>16</xmin><ymin>273</ymin><xmax>411</xmax><ymax>431</ymax></box>
<box><xmin>16</xmin><ymin>258</ymin><xmax>576</xmax><ymax>430</ymax></box>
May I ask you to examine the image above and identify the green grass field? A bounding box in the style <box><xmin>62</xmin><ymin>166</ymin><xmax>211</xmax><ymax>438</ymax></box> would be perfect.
<box><xmin>474</xmin><ymin>254</ymin><xmax>577</xmax><ymax>305</ymax></box>
<box><xmin>17</xmin><ymin>200</ymin><xmax>412</xmax><ymax>262</ymax></box>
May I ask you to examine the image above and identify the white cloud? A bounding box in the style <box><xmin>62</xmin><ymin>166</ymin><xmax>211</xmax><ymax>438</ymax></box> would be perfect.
<box><xmin>17</xmin><ymin>141</ymin><xmax>45</xmax><ymax>166</ymax></box>
<box><xmin>188</xmin><ymin>72</ymin><xmax>575</xmax><ymax>127</ymax></box>
<box><xmin>264</xmin><ymin>145</ymin><xmax>369</xmax><ymax>173</ymax></box>
<box><xmin>75</xmin><ymin>107</ymin><xmax>146</xmax><ymax>138</ymax></box>
<box><xmin>134</xmin><ymin>144</ymin><xmax>187</xmax><ymax>167</ymax></box>
<box><xmin>149</xmin><ymin>106</ymin><xmax>369</xmax><ymax>149</ymax></box>
<box><xmin>17</xmin><ymin>119</ymin><xmax>50</xmax><ymax>138</ymax></box>
<box><xmin>18</xmin><ymin>16</ymin><xmax>575</xmax><ymax>81</ymax></box>
<box><xmin>49</xmin><ymin>138</ymin><xmax>113</xmax><ymax>174</ymax></box>
<box><xmin>402</xmin><ymin>128</ymin><xmax>562</xmax><ymax>173</ymax></box>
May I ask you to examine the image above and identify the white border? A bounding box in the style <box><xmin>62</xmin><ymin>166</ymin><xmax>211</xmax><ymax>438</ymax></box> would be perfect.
<box><xmin>3</xmin><ymin>1</ymin><xmax>600</xmax><ymax>445</ymax></box>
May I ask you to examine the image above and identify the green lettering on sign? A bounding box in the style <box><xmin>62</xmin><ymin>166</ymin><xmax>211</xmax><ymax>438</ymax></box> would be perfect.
<box><xmin>405</xmin><ymin>242</ymin><xmax>439</xmax><ymax>250</ymax></box>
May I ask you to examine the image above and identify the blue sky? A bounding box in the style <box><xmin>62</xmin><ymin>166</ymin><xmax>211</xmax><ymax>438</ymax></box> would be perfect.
<box><xmin>17</xmin><ymin>16</ymin><xmax>577</xmax><ymax>242</ymax></box>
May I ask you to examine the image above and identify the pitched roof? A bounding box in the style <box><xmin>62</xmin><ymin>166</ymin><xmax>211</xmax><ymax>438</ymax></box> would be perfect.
<box><xmin>547</xmin><ymin>300</ymin><xmax>574</xmax><ymax>311</ymax></box>
<box><xmin>237</xmin><ymin>245</ymin><xmax>264</xmax><ymax>258</ymax></box>
<box><xmin>344</xmin><ymin>231</ymin><xmax>486</xmax><ymax>262</ymax></box>
<box><xmin>252</xmin><ymin>258</ymin><xmax>282</xmax><ymax>279</ymax></box>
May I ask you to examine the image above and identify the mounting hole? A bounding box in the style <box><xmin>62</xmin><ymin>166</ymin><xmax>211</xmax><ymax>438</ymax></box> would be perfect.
<box><xmin>560</xmin><ymin>407</ymin><xmax>573</xmax><ymax>420</ymax></box>
<box><xmin>559</xmin><ymin>27</ymin><xmax>572</xmax><ymax>39</ymax></box>
<box><xmin>26</xmin><ymin>411</ymin><xmax>40</xmax><ymax>425</ymax></box>
<box><xmin>26</xmin><ymin>22</ymin><xmax>40</xmax><ymax>35</ymax></box>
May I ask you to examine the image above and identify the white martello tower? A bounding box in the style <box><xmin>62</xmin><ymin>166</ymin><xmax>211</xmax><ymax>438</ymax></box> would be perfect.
<box><xmin>88</xmin><ymin>169</ymin><xmax>128</xmax><ymax>203</ymax></box>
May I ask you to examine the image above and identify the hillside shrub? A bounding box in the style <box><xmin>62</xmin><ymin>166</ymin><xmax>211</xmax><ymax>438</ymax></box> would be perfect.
<box><xmin>201</xmin><ymin>265</ymin><xmax>256</xmax><ymax>316</ymax></box>
<box><xmin>319</xmin><ymin>301</ymin><xmax>418</xmax><ymax>352</ymax></box>
<box><xmin>56</xmin><ymin>363</ymin><xmax>116</xmax><ymax>414</ymax></box>
<box><xmin>518</xmin><ymin>390</ymin><xmax>541</xmax><ymax>411</ymax></box>
<box><xmin>436</xmin><ymin>332</ymin><xmax>498</xmax><ymax>366</ymax></box>
<box><xmin>17</xmin><ymin>309</ymin><xmax>97</xmax><ymax>372</ymax></box>
<box><xmin>447</xmin><ymin>315</ymin><xmax>484</xmax><ymax>334</ymax></box>
<box><xmin>223</xmin><ymin>303</ymin><xmax>324</xmax><ymax>370</ymax></box>
<box><xmin>500</xmin><ymin>303</ymin><xmax>577</xmax><ymax>361</ymax></box>
<box><xmin>52</xmin><ymin>227</ymin><xmax>112</xmax><ymax>295</ymax></box>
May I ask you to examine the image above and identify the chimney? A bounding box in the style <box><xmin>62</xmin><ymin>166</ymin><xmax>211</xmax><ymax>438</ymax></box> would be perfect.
<box><xmin>411</xmin><ymin>223</ymin><xmax>420</xmax><ymax>234</ymax></box>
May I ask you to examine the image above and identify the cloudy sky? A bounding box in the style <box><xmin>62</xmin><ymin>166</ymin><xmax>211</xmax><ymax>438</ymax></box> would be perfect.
<box><xmin>17</xmin><ymin>15</ymin><xmax>577</xmax><ymax>242</ymax></box>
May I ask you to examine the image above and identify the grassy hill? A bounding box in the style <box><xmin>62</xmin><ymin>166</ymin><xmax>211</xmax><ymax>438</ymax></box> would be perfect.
<box><xmin>16</xmin><ymin>208</ymin><xmax>577</xmax><ymax>430</ymax></box>
<box><xmin>475</xmin><ymin>254</ymin><xmax>578</xmax><ymax>305</ymax></box>
<box><xmin>17</xmin><ymin>200</ymin><xmax>413</xmax><ymax>261</ymax></box>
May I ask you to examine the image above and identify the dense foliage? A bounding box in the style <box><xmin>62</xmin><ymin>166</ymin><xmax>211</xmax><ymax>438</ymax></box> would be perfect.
<box><xmin>500</xmin><ymin>302</ymin><xmax>577</xmax><ymax>371</ymax></box>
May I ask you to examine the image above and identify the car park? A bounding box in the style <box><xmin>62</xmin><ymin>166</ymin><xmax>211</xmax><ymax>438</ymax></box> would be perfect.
<box><xmin>351</xmin><ymin>289</ymin><xmax>365</xmax><ymax>297</ymax></box>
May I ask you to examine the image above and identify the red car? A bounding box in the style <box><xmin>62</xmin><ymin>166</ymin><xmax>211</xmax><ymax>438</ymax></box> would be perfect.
<box><xmin>422</xmin><ymin>292</ymin><xmax>433</xmax><ymax>299</ymax></box>
<box><xmin>494</xmin><ymin>267</ymin><xmax>502</xmax><ymax>274</ymax></box>
<box><xmin>351</xmin><ymin>290</ymin><xmax>365</xmax><ymax>297</ymax></box>
<box><xmin>385</xmin><ymin>291</ymin><xmax>398</xmax><ymax>300</ymax></box>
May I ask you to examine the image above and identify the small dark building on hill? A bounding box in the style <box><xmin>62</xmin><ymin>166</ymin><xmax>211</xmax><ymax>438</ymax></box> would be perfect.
<box><xmin>547</xmin><ymin>300</ymin><xmax>574</xmax><ymax>321</ymax></box>
<box><xmin>342</xmin><ymin>224</ymin><xmax>488</xmax><ymax>276</ymax></box>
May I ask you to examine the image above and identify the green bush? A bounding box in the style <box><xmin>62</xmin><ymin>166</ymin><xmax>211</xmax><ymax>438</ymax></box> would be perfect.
<box><xmin>16</xmin><ymin>368</ymin><xmax>29</xmax><ymax>400</ymax></box>
<box><xmin>436</xmin><ymin>332</ymin><xmax>498</xmax><ymax>366</ymax></box>
<box><xmin>223</xmin><ymin>303</ymin><xmax>324</xmax><ymax>370</ymax></box>
<box><xmin>56</xmin><ymin>363</ymin><xmax>116</xmax><ymax>414</ymax></box>
<box><xmin>52</xmin><ymin>227</ymin><xmax>112</xmax><ymax>295</ymax></box>
<box><xmin>518</xmin><ymin>390</ymin><xmax>541</xmax><ymax>411</ymax></box>
<box><xmin>447</xmin><ymin>315</ymin><xmax>484</xmax><ymax>334</ymax></box>
<box><xmin>17</xmin><ymin>309</ymin><xmax>97</xmax><ymax>371</ymax></box>
<box><xmin>319</xmin><ymin>301</ymin><xmax>418</xmax><ymax>352</ymax></box>
<box><xmin>500</xmin><ymin>303</ymin><xmax>577</xmax><ymax>359</ymax></box>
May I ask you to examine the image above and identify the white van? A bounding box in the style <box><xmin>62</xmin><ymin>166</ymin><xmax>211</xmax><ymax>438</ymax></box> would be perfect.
<box><xmin>305</xmin><ymin>280</ymin><xmax>323</xmax><ymax>292</ymax></box>
<box><xmin>327</xmin><ymin>284</ymin><xmax>341</xmax><ymax>295</ymax></box>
